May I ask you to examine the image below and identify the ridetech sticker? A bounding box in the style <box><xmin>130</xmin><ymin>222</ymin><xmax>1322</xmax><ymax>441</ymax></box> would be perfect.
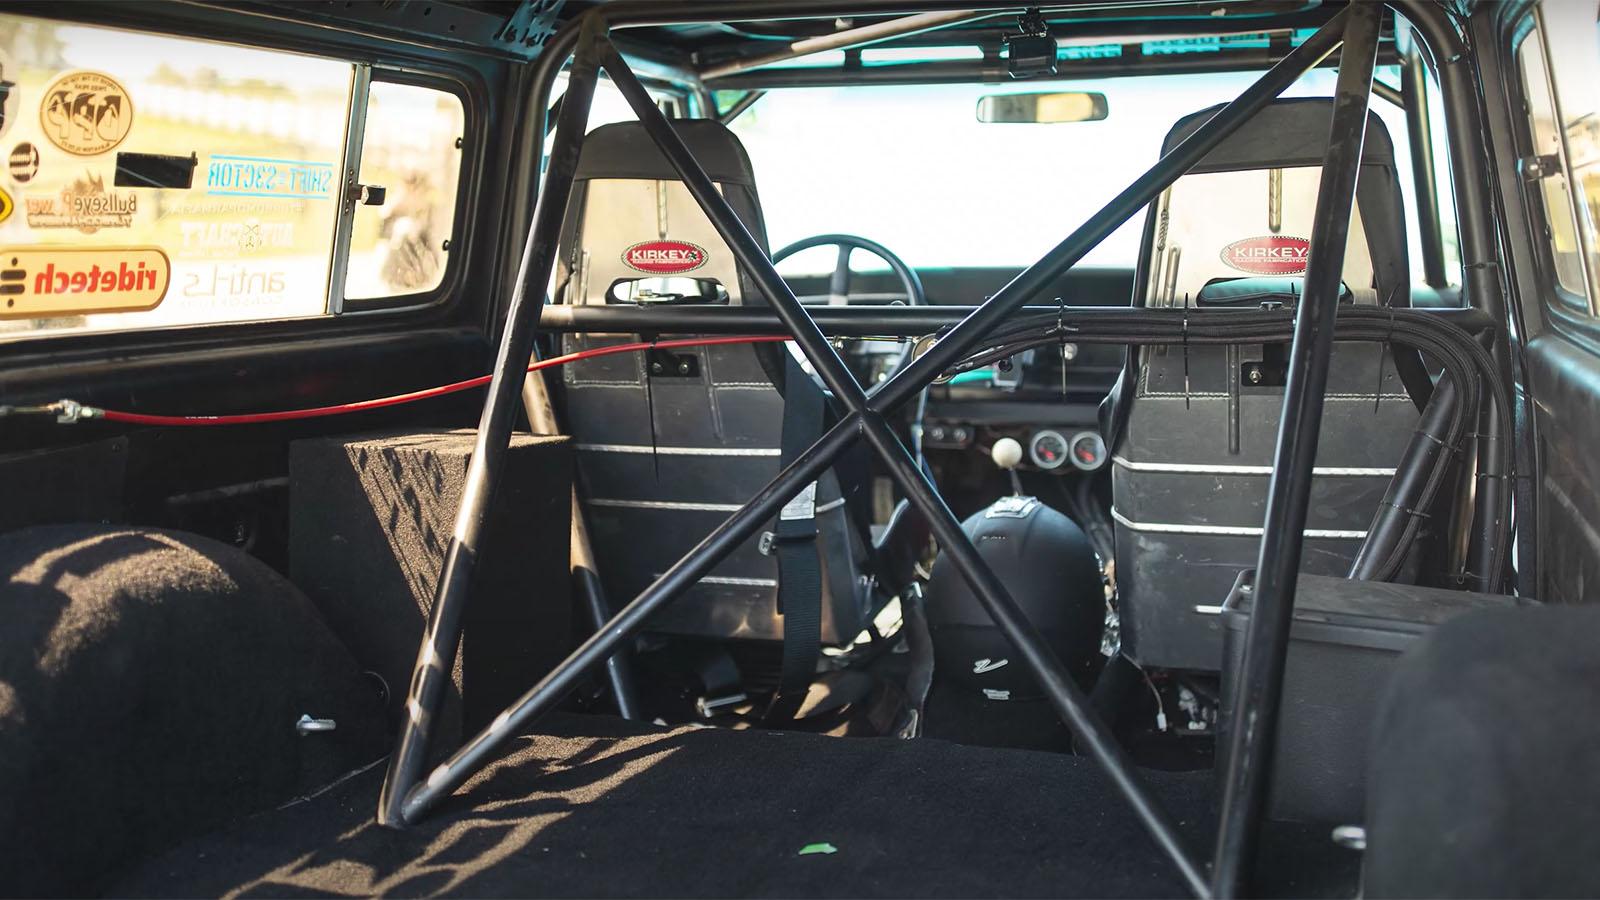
<box><xmin>205</xmin><ymin>155</ymin><xmax>334</xmax><ymax>200</ymax></box>
<box><xmin>1219</xmin><ymin>235</ymin><xmax>1311</xmax><ymax>276</ymax></box>
<box><xmin>40</xmin><ymin>71</ymin><xmax>134</xmax><ymax>156</ymax></box>
<box><xmin>622</xmin><ymin>239</ymin><xmax>708</xmax><ymax>275</ymax></box>
<box><xmin>0</xmin><ymin>246</ymin><xmax>170</xmax><ymax>318</ymax></box>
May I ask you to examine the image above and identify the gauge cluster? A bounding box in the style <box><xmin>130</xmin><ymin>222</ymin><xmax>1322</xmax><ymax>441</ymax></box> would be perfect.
<box><xmin>1029</xmin><ymin>429</ymin><xmax>1107</xmax><ymax>471</ymax></box>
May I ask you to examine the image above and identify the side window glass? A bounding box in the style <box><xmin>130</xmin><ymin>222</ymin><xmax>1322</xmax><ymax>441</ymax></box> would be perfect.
<box><xmin>343</xmin><ymin>81</ymin><xmax>465</xmax><ymax>302</ymax></box>
<box><xmin>0</xmin><ymin>15</ymin><xmax>353</xmax><ymax>339</ymax></box>
<box><xmin>1517</xmin><ymin>8</ymin><xmax>1600</xmax><ymax>309</ymax></box>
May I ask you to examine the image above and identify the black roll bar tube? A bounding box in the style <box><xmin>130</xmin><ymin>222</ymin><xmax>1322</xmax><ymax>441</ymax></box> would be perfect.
<box><xmin>376</xmin><ymin>14</ymin><xmax>607</xmax><ymax>829</ymax></box>
<box><xmin>1403</xmin><ymin>39</ymin><xmax>1450</xmax><ymax>289</ymax></box>
<box><xmin>1210</xmin><ymin>3</ymin><xmax>1382</xmax><ymax>896</ymax></box>
<box><xmin>1397</xmin><ymin>1</ymin><xmax>1514</xmax><ymax>593</ymax></box>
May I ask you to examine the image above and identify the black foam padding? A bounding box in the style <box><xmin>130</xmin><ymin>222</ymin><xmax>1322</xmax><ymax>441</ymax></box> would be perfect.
<box><xmin>0</xmin><ymin>437</ymin><xmax>128</xmax><ymax>533</ymax></box>
<box><xmin>112</xmin><ymin>712</ymin><xmax>1358</xmax><ymax>898</ymax></box>
<box><xmin>289</xmin><ymin>430</ymin><xmax>572</xmax><ymax>739</ymax></box>
<box><xmin>0</xmin><ymin>524</ymin><xmax>388</xmax><ymax>897</ymax></box>
<box><xmin>1365</xmin><ymin>605</ymin><xmax>1600</xmax><ymax>898</ymax></box>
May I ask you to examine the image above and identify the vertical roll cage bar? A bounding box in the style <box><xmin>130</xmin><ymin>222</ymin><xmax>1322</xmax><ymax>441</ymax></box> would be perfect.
<box><xmin>376</xmin><ymin>3</ymin><xmax>1508</xmax><ymax>898</ymax></box>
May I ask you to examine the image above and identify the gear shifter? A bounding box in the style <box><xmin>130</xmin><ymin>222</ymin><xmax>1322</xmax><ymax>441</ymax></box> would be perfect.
<box><xmin>991</xmin><ymin>437</ymin><xmax>1026</xmax><ymax>496</ymax></box>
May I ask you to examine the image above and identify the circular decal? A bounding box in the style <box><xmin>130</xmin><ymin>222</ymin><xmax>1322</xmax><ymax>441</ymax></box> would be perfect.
<box><xmin>0</xmin><ymin>50</ymin><xmax>19</xmax><ymax>142</ymax></box>
<box><xmin>623</xmin><ymin>239</ymin><xmax>708</xmax><ymax>275</ymax></box>
<box><xmin>8</xmin><ymin>141</ymin><xmax>38</xmax><ymax>184</ymax></box>
<box><xmin>1219</xmin><ymin>235</ymin><xmax>1311</xmax><ymax>276</ymax></box>
<box><xmin>40</xmin><ymin>71</ymin><xmax>133</xmax><ymax>156</ymax></box>
<box><xmin>0</xmin><ymin>186</ymin><xmax>12</xmax><ymax>225</ymax></box>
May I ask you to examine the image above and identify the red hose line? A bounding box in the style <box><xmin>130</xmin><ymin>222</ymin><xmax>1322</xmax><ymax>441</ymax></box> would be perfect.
<box><xmin>93</xmin><ymin>335</ymin><xmax>790</xmax><ymax>427</ymax></box>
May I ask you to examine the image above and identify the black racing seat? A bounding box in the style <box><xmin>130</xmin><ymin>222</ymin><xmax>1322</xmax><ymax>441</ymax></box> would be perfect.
<box><xmin>1105</xmin><ymin>98</ymin><xmax>1424</xmax><ymax>670</ymax></box>
<box><xmin>550</xmin><ymin>120</ymin><xmax>876</xmax><ymax>690</ymax></box>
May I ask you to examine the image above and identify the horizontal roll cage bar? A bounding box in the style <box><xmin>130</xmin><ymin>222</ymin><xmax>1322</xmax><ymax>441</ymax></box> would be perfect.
<box><xmin>377</xmin><ymin>3</ymin><xmax>1511</xmax><ymax>898</ymax></box>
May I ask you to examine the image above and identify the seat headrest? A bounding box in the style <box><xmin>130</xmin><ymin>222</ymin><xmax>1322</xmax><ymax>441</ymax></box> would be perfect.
<box><xmin>1163</xmin><ymin>97</ymin><xmax>1397</xmax><ymax>174</ymax></box>
<box><xmin>576</xmin><ymin>120</ymin><xmax>760</xmax><ymax>186</ymax></box>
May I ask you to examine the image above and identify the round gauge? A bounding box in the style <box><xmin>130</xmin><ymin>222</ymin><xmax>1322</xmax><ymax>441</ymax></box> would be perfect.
<box><xmin>1029</xmin><ymin>429</ymin><xmax>1070</xmax><ymax>470</ymax></box>
<box><xmin>1067</xmin><ymin>431</ymin><xmax>1108</xmax><ymax>471</ymax></box>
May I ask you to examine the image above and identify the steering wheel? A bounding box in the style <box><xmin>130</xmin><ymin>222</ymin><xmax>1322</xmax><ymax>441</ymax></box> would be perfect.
<box><xmin>771</xmin><ymin>234</ymin><xmax>927</xmax><ymax>385</ymax></box>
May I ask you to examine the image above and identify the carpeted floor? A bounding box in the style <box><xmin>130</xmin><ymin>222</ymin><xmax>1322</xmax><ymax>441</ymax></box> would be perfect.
<box><xmin>111</xmin><ymin>714</ymin><xmax>1357</xmax><ymax>898</ymax></box>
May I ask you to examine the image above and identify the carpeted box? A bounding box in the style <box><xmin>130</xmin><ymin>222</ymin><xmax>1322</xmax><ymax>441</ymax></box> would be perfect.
<box><xmin>290</xmin><ymin>430</ymin><xmax>572</xmax><ymax>742</ymax></box>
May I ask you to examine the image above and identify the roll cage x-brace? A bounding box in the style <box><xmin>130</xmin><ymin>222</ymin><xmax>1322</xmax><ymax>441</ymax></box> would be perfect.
<box><xmin>376</xmin><ymin>3</ymin><xmax>1515</xmax><ymax>898</ymax></box>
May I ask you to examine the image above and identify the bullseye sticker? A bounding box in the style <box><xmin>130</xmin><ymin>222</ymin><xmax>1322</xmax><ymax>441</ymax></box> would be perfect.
<box><xmin>0</xmin><ymin>246</ymin><xmax>170</xmax><ymax>319</ymax></box>
<box><xmin>1220</xmin><ymin>235</ymin><xmax>1310</xmax><ymax>276</ymax></box>
<box><xmin>40</xmin><ymin>71</ymin><xmax>134</xmax><ymax>156</ymax></box>
<box><xmin>622</xmin><ymin>239</ymin><xmax>708</xmax><ymax>275</ymax></box>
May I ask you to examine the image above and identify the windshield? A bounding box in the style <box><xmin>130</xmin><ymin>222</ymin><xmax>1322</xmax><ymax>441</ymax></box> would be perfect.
<box><xmin>728</xmin><ymin>66</ymin><xmax>1456</xmax><ymax>279</ymax></box>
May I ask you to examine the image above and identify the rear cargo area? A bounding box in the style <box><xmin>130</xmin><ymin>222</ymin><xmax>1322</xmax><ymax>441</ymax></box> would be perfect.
<box><xmin>112</xmin><ymin>714</ymin><xmax>1356</xmax><ymax>898</ymax></box>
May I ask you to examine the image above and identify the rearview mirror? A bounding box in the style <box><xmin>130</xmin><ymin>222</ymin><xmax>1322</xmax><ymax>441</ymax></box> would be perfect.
<box><xmin>976</xmin><ymin>92</ymin><xmax>1109</xmax><ymax>124</ymax></box>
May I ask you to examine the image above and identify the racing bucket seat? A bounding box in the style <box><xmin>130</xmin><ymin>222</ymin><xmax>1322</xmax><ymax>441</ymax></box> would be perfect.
<box><xmin>1105</xmin><ymin>98</ymin><xmax>1425</xmax><ymax>670</ymax></box>
<box><xmin>549</xmin><ymin>120</ymin><xmax>876</xmax><ymax>711</ymax></box>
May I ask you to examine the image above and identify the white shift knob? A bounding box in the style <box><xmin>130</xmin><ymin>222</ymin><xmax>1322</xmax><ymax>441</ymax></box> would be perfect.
<box><xmin>991</xmin><ymin>437</ymin><xmax>1023</xmax><ymax>470</ymax></box>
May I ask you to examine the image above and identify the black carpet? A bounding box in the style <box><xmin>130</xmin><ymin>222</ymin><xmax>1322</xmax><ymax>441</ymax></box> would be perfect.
<box><xmin>113</xmin><ymin>715</ymin><xmax>1357</xmax><ymax>898</ymax></box>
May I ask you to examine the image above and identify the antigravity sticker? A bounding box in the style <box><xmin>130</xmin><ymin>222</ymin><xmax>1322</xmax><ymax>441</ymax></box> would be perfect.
<box><xmin>0</xmin><ymin>246</ymin><xmax>170</xmax><ymax>318</ymax></box>
<box><xmin>1219</xmin><ymin>235</ymin><xmax>1310</xmax><ymax>276</ymax></box>
<box><xmin>622</xmin><ymin>239</ymin><xmax>708</xmax><ymax>275</ymax></box>
<box><xmin>40</xmin><ymin>71</ymin><xmax>134</xmax><ymax>156</ymax></box>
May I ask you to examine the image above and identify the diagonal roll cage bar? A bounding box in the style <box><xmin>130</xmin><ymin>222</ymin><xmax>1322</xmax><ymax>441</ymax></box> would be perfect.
<box><xmin>379</xmin><ymin>4</ymin><xmax>1410</xmax><ymax>897</ymax></box>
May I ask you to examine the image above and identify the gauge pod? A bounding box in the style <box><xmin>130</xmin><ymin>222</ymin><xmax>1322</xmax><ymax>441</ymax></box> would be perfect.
<box><xmin>1028</xmin><ymin>429</ymin><xmax>1069</xmax><ymax>470</ymax></box>
<box><xmin>1067</xmin><ymin>431</ymin><xmax>1108</xmax><ymax>471</ymax></box>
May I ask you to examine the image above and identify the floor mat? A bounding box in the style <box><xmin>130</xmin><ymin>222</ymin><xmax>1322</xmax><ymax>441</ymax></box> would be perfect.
<box><xmin>111</xmin><ymin>715</ymin><xmax>1357</xmax><ymax>898</ymax></box>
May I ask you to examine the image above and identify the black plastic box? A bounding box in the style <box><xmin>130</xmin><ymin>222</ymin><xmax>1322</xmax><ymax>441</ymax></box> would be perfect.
<box><xmin>1219</xmin><ymin>571</ymin><xmax>1519</xmax><ymax>824</ymax></box>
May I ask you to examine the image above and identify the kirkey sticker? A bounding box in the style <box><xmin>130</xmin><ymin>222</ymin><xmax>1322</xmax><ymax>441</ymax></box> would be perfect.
<box><xmin>25</xmin><ymin>170</ymin><xmax>136</xmax><ymax>233</ymax></box>
<box><xmin>1219</xmin><ymin>235</ymin><xmax>1311</xmax><ymax>276</ymax></box>
<box><xmin>0</xmin><ymin>246</ymin><xmax>170</xmax><ymax>319</ymax></box>
<box><xmin>205</xmin><ymin>155</ymin><xmax>334</xmax><ymax>200</ymax></box>
<box><xmin>40</xmin><ymin>71</ymin><xmax>133</xmax><ymax>156</ymax></box>
<box><xmin>622</xmin><ymin>239</ymin><xmax>708</xmax><ymax>275</ymax></box>
<box><xmin>8</xmin><ymin>141</ymin><xmax>39</xmax><ymax>184</ymax></box>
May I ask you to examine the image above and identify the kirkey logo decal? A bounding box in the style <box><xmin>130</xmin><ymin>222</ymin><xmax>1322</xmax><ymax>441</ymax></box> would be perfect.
<box><xmin>1219</xmin><ymin>235</ymin><xmax>1311</xmax><ymax>276</ymax></box>
<box><xmin>622</xmin><ymin>239</ymin><xmax>708</xmax><ymax>275</ymax></box>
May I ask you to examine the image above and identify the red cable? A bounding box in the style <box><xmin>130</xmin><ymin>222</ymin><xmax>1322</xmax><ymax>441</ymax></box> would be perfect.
<box><xmin>92</xmin><ymin>335</ymin><xmax>789</xmax><ymax>427</ymax></box>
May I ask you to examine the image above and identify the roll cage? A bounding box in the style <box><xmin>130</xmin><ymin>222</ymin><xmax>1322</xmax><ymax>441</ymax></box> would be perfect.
<box><xmin>373</xmin><ymin>3</ymin><xmax>1518</xmax><ymax>899</ymax></box>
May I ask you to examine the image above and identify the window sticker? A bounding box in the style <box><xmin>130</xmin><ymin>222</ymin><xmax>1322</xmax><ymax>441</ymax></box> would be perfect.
<box><xmin>1219</xmin><ymin>235</ymin><xmax>1311</xmax><ymax>276</ymax></box>
<box><xmin>8</xmin><ymin>141</ymin><xmax>38</xmax><ymax>183</ymax></box>
<box><xmin>622</xmin><ymin>239</ymin><xmax>708</xmax><ymax>275</ymax></box>
<box><xmin>40</xmin><ymin>71</ymin><xmax>132</xmax><ymax>156</ymax></box>
<box><xmin>0</xmin><ymin>246</ymin><xmax>169</xmax><ymax>318</ymax></box>
<box><xmin>204</xmin><ymin>154</ymin><xmax>335</xmax><ymax>201</ymax></box>
<box><xmin>0</xmin><ymin>50</ymin><xmax>18</xmax><ymax>142</ymax></box>
<box><xmin>23</xmin><ymin>169</ymin><xmax>136</xmax><ymax>231</ymax></box>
